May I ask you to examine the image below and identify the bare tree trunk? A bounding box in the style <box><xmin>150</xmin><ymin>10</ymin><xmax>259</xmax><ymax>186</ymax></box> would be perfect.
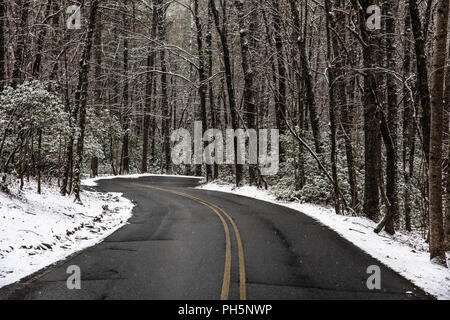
<box><xmin>0</xmin><ymin>0</ymin><xmax>6</xmax><ymax>90</ymax></box>
<box><xmin>403</xmin><ymin>1</ymin><xmax>414</xmax><ymax>232</ymax></box>
<box><xmin>206</xmin><ymin>6</ymin><xmax>218</xmax><ymax>180</ymax></box>
<box><xmin>32</xmin><ymin>0</ymin><xmax>52</xmax><ymax>78</ymax></box>
<box><xmin>18</xmin><ymin>143</ymin><xmax>24</xmax><ymax>190</ymax></box>
<box><xmin>271</xmin><ymin>0</ymin><xmax>287</xmax><ymax>156</ymax></box>
<box><xmin>121</xmin><ymin>0</ymin><xmax>130</xmax><ymax>175</ymax></box>
<box><xmin>381</xmin><ymin>0</ymin><xmax>400</xmax><ymax>235</ymax></box>
<box><xmin>288</xmin><ymin>0</ymin><xmax>321</xmax><ymax>155</ymax></box>
<box><xmin>193</xmin><ymin>0</ymin><xmax>212</xmax><ymax>181</ymax></box>
<box><xmin>142</xmin><ymin>4</ymin><xmax>158</xmax><ymax>173</ymax></box>
<box><xmin>351</xmin><ymin>0</ymin><xmax>381</xmax><ymax>221</ymax></box>
<box><xmin>429</xmin><ymin>0</ymin><xmax>448</xmax><ymax>265</ymax></box>
<box><xmin>156</xmin><ymin>0</ymin><xmax>171</xmax><ymax>174</ymax></box>
<box><xmin>445</xmin><ymin>40</ymin><xmax>450</xmax><ymax>253</ymax></box>
<box><xmin>235</xmin><ymin>0</ymin><xmax>257</xmax><ymax>184</ymax></box>
<box><xmin>11</xmin><ymin>0</ymin><xmax>30</xmax><ymax>87</ymax></box>
<box><xmin>37</xmin><ymin>129</ymin><xmax>42</xmax><ymax>194</ymax></box>
<box><xmin>325</xmin><ymin>0</ymin><xmax>341</xmax><ymax>214</ymax></box>
<box><xmin>73</xmin><ymin>0</ymin><xmax>100</xmax><ymax>203</ymax></box>
<box><xmin>343</xmin><ymin>74</ymin><xmax>359</xmax><ymax>213</ymax></box>
<box><xmin>409</xmin><ymin>0</ymin><xmax>431</xmax><ymax>161</ymax></box>
<box><xmin>90</xmin><ymin>10</ymin><xmax>103</xmax><ymax>178</ymax></box>
<box><xmin>209</xmin><ymin>0</ymin><xmax>243</xmax><ymax>186</ymax></box>
<box><xmin>48</xmin><ymin>0</ymin><xmax>61</xmax><ymax>80</ymax></box>
<box><xmin>341</xmin><ymin>8</ymin><xmax>360</xmax><ymax>212</ymax></box>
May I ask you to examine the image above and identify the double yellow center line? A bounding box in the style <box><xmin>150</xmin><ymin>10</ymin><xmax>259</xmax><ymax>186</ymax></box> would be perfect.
<box><xmin>135</xmin><ymin>183</ymin><xmax>246</xmax><ymax>300</ymax></box>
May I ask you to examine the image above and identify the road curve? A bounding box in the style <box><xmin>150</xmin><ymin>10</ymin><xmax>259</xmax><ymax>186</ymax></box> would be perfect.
<box><xmin>0</xmin><ymin>176</ymin><xmax>431</xmax><ymax>300</ymax></box>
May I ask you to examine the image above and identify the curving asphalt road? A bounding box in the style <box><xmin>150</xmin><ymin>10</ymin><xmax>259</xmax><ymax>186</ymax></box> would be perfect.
<box><xmin>0</xmin><ymin>176</ymin><xmax>431</xmax><ymax>300</ymax></box>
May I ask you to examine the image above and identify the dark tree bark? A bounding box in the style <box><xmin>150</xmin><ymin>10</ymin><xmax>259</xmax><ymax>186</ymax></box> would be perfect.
<box><xmin>206</xmin><ymin>6</ymin><xmax>218</xmax><ymax>180</ymax></box>
<box><xmin>379</xmin><ymin>1</ymin><xmax>400</xmax><ymax>235</ymax></box>
<box><xmin>11</xmin><ymin>0</ymin><xmax>30</xmax><ymax>87</ymax></box>
<box><xmin>90</xmin><ymin>10</ymin><xmax>103</xmax><ymax>178</ymax></box>
<box><xmin>235</xmin><ymin>0</ymin><xmax>257</xmax><ymax>184</ymax></box>
<box><xmin>445</xmin><ymin>41</ymin><xmax>450</xmax><ymax>252</ymax></box>
<box><xmin>37</xmin><ymin>129</ymin><xmax>42</xmax><ymax>194</ymax></box>
<box><xmin>32</xmin><ymin>0</ymin><xmax>52</xmax><ymax>78</ymax></box>
<box><xmin>193</xmin><ymin>0</ymin><xmax>212</xmax><ymax>181</ymax></box>
<box><xmin>402</xmin><ymin>1</ymin><xmax>415</xmax><ymax>232</ymax></box>
<box><xmin>49</xmin><ymin>1</ymin><xmax>62</xmax><ymax>80</ymax></box>
<box><xmin>325</xmin><ymin>0</ymin><xmax>341</xmax><ymax>214</ymax></box>
<box><xmin>341</xmin><ymin>6</ymin><xmax>360</xmax><ymax>213</ymax></box>
<box><xmin>121</xmin><ymin>0</ymin><xmax>130</xmax><ymax>175</ymax></box>
<box><xmin>409</xmin><ymin>0</ymin><xmax>431</xmax><ymax>162</ymax></box>
<box><xmin>156</xmin><ymin>0</ymin><xmax>171</xmax><ymax>174</ymax></box>
<box><xmin>209</xmin><ymin>0</ymin><xmax>243</xmax><ymax>186</ymax></box>
<box><xmin>343</xmin><ymin>75</ymin><xmax>359</xmax><ymax>213</ymax></box>
<box><xmin>351</xmin><ymin>0</ymin><xmax>382</xmax><ymax>221</ymax></box>
<box><xmin>288</xmin><ymin>0</ymin><xmax>321</xmax><ymax>155</ymax></box>
<box><xmin>142</xmin><ymin>5</ymin><xmax>158</xmax><ymax>173</ymax></box>
<box><xmin>72</xmin><ymin>0</ymin><xmax>100</xmax><ymax>202</ymax></box>
<box><xmin>60</xmin><ymin>135</ymin><xmax>74</xmax><ymax>196</ymax></box>
<box><xmin>0</xmin><ymin>0</ymin><xmax>6</xmax><ymax>90</ymax></box>
<box><xmin>428</xmin><ymin>0</ymin><xmax>448</xmax><ymax>265</ymax></box>
<box><xmin>271</xmin><ymin>0</ymin><xmax>287</xmax><ymax>144</ymax></box>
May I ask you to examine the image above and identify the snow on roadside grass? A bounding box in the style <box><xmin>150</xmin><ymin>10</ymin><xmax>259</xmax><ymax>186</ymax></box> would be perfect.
<box><xmin>82</xmin><ymin>173</ymin><xmax>203</xmax><ymax>187</ymax></box>
<box><xmin>0</xmin><ymin>179</ymin><xmax>134</xmax><ymax>288</ymax></box>
<box><xmin>197</xmin><ymin>182</ymin><xmax>450</xmax><ymax>300</ymax></box>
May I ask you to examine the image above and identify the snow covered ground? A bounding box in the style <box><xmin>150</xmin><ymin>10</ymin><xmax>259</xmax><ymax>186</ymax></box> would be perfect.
<box><xmin>0</xmin><ymin>179</ymin><xmax>134</xmax><ymax>289</ymax></box>
<box><xmin>197</xmin><ymin>182</ymin><xmax>450</xmax><ymax>300</ymax></box>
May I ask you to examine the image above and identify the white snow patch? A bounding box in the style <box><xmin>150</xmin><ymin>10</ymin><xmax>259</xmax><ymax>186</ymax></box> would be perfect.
<box><xmin>0</xmin><ymin>180</ymin><xmax>134</xmax><ymax>288</ymax></box>
<box><xmin>197</xmin><ymin>182</ymin><xmax>450</xmax><ymax>300</ymax></box>
<box><xmin>82</xmin><ymin>173</ymin><xmax>203</xmax><ymax>187</ymax></box>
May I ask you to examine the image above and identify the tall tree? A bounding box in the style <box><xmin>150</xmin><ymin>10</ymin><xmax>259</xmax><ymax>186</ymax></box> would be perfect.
<box><xmin>206</xmin><ymin>5</ymin><xmax>219</xmax><ymax>180</ymax></box>
<box><xmin>234</xmin><ymin>0</ymin><xmax>257</xmax><ymax>184</ymax></box>
<box><xmin>0</xmin><ymin>0</ymin><xmax>5</xmax><ymax>90</ymax></box>
<box><xmin>402</xmin><ymin>1</ymin><xmax>415</xmax><ymax>232</ymax></box>
<box><xmin>324</xmin><ymin>0</ymin><xmax>342</xmax><ymax>214</ymax></box>
<box><xmin>32</xmin><ymin>0</ymin><xmax>52</xmax><ymax>78</ymax></box>
<box><xmin>351</xmin><ymin>0</ymin><xmax>382</xmax><ymax>221</ymax></box>
<box><xmin>341</xmin><ymin>8</ymin><xmax>360</xmax><ymax>213</ymax></box>
<box><xmin>408</xmin><ymin>0</ymin><xmax>432</xmax><ymax>161</ymax></box>
<box><xmin>90</xmin><ymin>9</ymin><xmax>103</xmax><ymax>178</ymax></box>
<box><xmin>209</xmin><ymin>0</ymin><xmax>243</xmax><ymax>186</ymax></box>
<box><xmin>11</xmin><ymin>0</ymin><xmax>30</xmax><ymax>87</ymax></box>
<box><xmin>121</xmin><ymin>0</ymin><xmax>130</xmax><ymax>175</ymax></box>
<box><xmin>72</xmin><ymin>0</ymin><xmax>100</xmax><ymax>202</ymax></box>
<box><xmin>288</xmin><ymin>0</ymin><xmax>321</xmax><ymax>155</ymax></box>
<box><xmin>156</xmin><ymin>0</ymin><xmax>171</xmax><ymax>173</ymax></box>
<box><xmin>193</xmin><ymin>0</ymin><xmax>213</xmax><ymax>181</ymax></box>
<box><xmin>445</xmin><ymin>41</ymin><xmax>450</xmax><ymax>253</ymax></box>
<box><xmin>271</xmin><ymin>0</ymin><xmax>287</xmax><ymax>145</ymax></box>
<box><xmin>377</xmin><ymin>1</ymin><xmax>400</xmax><ymax>235</ymax></box>
<box><xmin>142</xmin><ymin>4</ymin><xmax>158</xmax><ymax>173</ymax></box>
<box><xmin>428</xmin><ymin>0</ymin><xmax>449</xmax><ymax>265</ymax></box>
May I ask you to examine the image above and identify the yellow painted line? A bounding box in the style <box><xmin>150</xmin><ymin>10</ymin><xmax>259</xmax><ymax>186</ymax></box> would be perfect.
<box><xmin>176</xmin><ymin>192</ymin><xmax>247</xmax><ymax>300</ymax></box>
<box><xmin>135</xmin><ymin>184</ymin><xmax>232</xmax><ymax>300</ymax></box>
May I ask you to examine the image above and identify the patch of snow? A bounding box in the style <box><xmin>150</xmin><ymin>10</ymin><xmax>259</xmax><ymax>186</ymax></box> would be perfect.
<box><xmin>0</xmin><ymin>180</ymin><xmax>134</xmax><ymax>288</ymax></box>
<box><xmin>82</xmin><ymin>173</ymin><xmax>203</xmax><ymax>187</ymax></box>
<box><xmin>197</xmin><ymin>182</ymin><xmax>450</xmax><ymax>300</ymax></box>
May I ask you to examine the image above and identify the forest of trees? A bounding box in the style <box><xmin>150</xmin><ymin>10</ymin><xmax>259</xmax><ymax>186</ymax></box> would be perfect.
<box><xmin>0</xmin><ymin>0</ymin><xmax>448</xmax><ymax>265</ymax></box>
